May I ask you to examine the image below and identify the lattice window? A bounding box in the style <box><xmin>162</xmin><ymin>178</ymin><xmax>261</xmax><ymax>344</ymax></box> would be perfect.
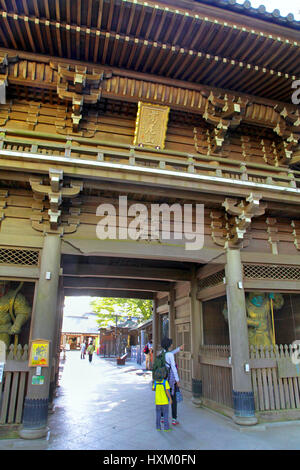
<box><xmin>0</xmin><ymin>247</ymin><xmax>39</xmax><ymax>266</ymax></box>
<box><xmin>243</xmin><ymin>264</ymin><xmax>300</xmax><ymax>281</ymax></box>
<box><xmin>198</xmin><ymin>270</ymin><xmax>225</xmax><ymax>289</ymax></box>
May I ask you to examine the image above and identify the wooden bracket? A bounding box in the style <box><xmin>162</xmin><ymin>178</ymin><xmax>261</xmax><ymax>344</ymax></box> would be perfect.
<box><xmin>266</xmin><ymin>217</ymin><xmax>279</xmax><ymax>255</ymax></box>
<box><xmin>30</xmin><ymin>170</ymin><xmax>83</xmax><ymax>233</ymax></box>
<box><xmin>201</xmin><ymin>92</ymin><xmax>248</xmax><ymax>153</ymax></box>
<box><xmin>291</xmin><ymin>220</ymin><xmax>300</xmax><ymax>250</ymax></box>
<box><xmin>51</xmin><ymin>61</ymin><xmax>111</xmax><ymax>132</ymax></box>
<box><xmin>273</xmin><ymin>105</ymin><xmax>300</xmax><ymax>164</ymax></box>
<box><xmin>0</xmin><ymin>189</ymin><xmax>8</xmax><ymax>230</ymax></box>
<box><xmin>210</xmin><ymin>193</ymin><xmax>266</xmax><ymax>248</ymax></box>
<box><xmin>26</xmin><ymin>103</ymin><xmax>40</xmax><ymax>130</ymax></box>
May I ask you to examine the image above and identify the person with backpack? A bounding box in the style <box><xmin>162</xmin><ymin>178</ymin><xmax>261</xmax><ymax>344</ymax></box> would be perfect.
<box><xmin>152</xmin><ymin>368</ymin><xmax>172</xmax><ymax>431</ymax></box>
<box><xmin>160</xmin><ymin>337</ymin><xmax>184</xmax><ymax>426</ymax></box>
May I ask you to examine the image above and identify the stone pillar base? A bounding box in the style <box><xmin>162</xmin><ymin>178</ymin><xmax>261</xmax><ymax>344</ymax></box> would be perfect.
<box><xmin>232</xmin><ymin>415</ymin><xmax>258</xmax><ymax>426</ymax></box>
<box><xmin>191</xmin><ymin>378</ymin><xmax>202</xmax><ymax>407</ymax></box>
<box><xmin>191</xmin><ymin>396</ymin><xmax>202</xmax><ymax>407</ymax></box>
<box><xmin>18</xmin><ymin>425</ymin><xmax>49</xmax><ymax>440</ymax></box>
<box><xmin>19</xmin><ymin>397</ymin><xmax>49</xmax><ymax>439</ymax></box>
<box><xmin>232</xmin><ymin>390</ymin><xmax>257</xmax><ymax>426</ymax></box>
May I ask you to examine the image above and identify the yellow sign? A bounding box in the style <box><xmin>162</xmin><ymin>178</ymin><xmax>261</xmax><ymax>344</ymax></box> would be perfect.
<box><xmin>134</xmin><ymin>101</ymin><xmax>169</xmax><ymax>150</ymax></box>
<box><xmin>28</xmin><ymin>339</ymin><xmax>50</xmax><ymax>367</ymax></box>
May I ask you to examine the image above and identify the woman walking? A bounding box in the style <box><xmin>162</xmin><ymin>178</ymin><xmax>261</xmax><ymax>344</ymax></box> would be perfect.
<box><xmin>161</xmin><ymin>337</ymin><xmax>184</xmax><ymax>426</ymax></box>
<box><xmin>87</xmin><ymin>342</ymin><xmax>95</xmax><ymax>364</ymax></box>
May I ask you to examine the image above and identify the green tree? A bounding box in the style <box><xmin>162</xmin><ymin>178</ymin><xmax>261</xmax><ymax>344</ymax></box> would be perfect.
<box><xmin>90</xmin><ymin>297</ymin><xmax>152</xmax><ymax>328</ymax></box>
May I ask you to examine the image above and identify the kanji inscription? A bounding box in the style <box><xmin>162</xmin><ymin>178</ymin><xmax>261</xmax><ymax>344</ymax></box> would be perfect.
<box><xmin>134</xmin><ymin>101</ymin><xmax>169</xmax><ymax>149</ymax></box>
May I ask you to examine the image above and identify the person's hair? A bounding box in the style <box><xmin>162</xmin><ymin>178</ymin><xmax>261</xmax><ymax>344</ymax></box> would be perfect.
<box><xmin>161</xmin><ymin>336</ymin><xmax>172</xmax><ymax>351</ymax></box>
<box><xmin>154</xmin><ymin>370</ymin><xmax>165</xmax><ymax>381</ymax></box>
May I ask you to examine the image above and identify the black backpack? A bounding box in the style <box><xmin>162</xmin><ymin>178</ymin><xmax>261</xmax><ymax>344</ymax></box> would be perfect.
<box><xmin>152</xmin><ymin>350</ymin><xmax>169</xmax><ymax>381</ymax></box>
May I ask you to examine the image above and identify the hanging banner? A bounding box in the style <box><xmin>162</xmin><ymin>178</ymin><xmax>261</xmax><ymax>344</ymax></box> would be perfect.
<box><xmin>28</xmin><ymin>339</ymin><xmax>50</xmax><ymax>367</ymax></box>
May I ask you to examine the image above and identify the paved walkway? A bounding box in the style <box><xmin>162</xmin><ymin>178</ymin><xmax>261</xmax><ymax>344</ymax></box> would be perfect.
<box><xmin>1</xmin><ymin>350</ymin><xmax>300</xmax><ymax>450</ymax></box>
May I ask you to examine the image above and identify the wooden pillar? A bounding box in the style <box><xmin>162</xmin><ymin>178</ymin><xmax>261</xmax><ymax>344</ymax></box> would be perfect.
<box><xmin>19</xmin><ymin>233</ymin><xmax>62</xmax><ymax>439</ymax></box>
<box><xmin>190</xmin><ymin>268</ymin><xmax>203</xmax><ymax>406</ymax></box>
<box><xmin>152</xmin><ymin>296</ymin><xmax>159</xmax><ymax>360</ymax></box>
<box><xmin>225</xmin><ymin>247</ymin><xmax>257</xmax><ymax>425</ymax></box>
<box><xmin>49</xmin><ymin>279</ymin><xmax>64</xmax><ymax>412</ymax></box>
<box><xmin>168</xmin><ymin>286</ymin><xmax>175</xmax><ymax>343</ymax></box>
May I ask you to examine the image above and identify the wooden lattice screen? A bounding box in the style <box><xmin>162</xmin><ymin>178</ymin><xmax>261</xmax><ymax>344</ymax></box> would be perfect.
<box><xmin>243</xmin><ymin>264</ymin><xmax>300</xmax><ymax>281</ymax></box>
<box><xmin>0</xmin><ymin>247</ymin><xmax>40</xmax><ymax>266</ymax></box>
<box><xmin>198</xmin><ymin>270</ymin><xmax>225</xmax><ymax>290</ymax></box>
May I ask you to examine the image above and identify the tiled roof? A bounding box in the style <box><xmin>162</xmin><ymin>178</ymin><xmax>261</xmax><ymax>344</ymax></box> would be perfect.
<box><xmin>62</xmin><ymin>312</ymin><xmax>99</xmax><ymax>335</ymax></box>
<box><xmin>194</xmin><ymin>0</ymin><xmax>300</xmax><ymax>30</ymax></box>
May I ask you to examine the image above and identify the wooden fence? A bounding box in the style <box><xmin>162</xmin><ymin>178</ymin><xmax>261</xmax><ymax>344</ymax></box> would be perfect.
<box><xmin>250</xmin><ymin>344</ymin><xmax>300</xmax><ymax>412</ymax></box>
<box><xmin>0</xmin><ymin>344</ymin><xmax>29</xmax><ymax>425</ymax></box>
<box><xmin>199</xmin><ymin>344</ymin><xmax>300</xmax><ymax>414</ymax></box>
<box><xmin>199</xmin><ymin>345</ymin><xmax>233</xmax><ymax>409</ymax></box>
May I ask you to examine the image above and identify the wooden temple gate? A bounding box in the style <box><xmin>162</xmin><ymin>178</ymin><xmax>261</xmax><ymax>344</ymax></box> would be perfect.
<box><xmin>0</xmin><ymin>0</ymin><xmax>299</xmax><ymax>438</ymax></box>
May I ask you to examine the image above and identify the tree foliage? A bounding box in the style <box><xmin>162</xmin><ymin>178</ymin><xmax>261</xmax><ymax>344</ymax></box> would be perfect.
<box><xmin>90</xmin><ymin>297</ymin><xmax>152</xmax><ymax>328</ymax></box>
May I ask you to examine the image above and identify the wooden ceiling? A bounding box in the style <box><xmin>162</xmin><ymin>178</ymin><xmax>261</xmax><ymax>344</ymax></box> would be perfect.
<box><xmin>0</xmin><ymin>0</ymin><xmax>299</xmax><ymax>103</ymax></box>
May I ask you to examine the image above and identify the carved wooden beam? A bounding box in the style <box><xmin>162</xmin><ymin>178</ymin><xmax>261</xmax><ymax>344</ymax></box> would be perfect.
<box><xmin>291</xmin><ymin>220</ymin><xmax>300</xmax><ymax>251</ymax></box>
<box><xmin>0</xmin><ymin>51</ymin><xmax>18</xmax><ymax>105</ymax></box>
<box><xmin>29</xmin><ymin>170</ymin><xmax>83</xmax><ymax>233</ymax></box>
<box><xmin>273</xmin><ymin>105</ymin><xmax>300</xmax><ymax>164</ymax></box>
<box><xmin>1</xmin><ymin>54</ymin><xmax>298</xmax><ymax>143</ymax></box>
<box><xmin>50</xmin><ymin>61</ymin><xmax>112</xmax><ymax>132</ymax></box>
<box><xmin>210</xmin><ymin>210</ymin><xmax>228</xmax><ymax>247</ymax></box>
<box><xmin>211</xmin><ymin>193</ymin><xmax>266</xmax><ymax>248</ymax></box>
<box><xmin>202</xmin><ymin>92</ymin><xmax>248</xmax><ymax>152</ymax></box>
<box><xmin>266</xmin><ymin>217</ymin><xmax>279</xmax><ymax>255</ymax></box>
<box><xmin>0</xmin><ymin>189</ymin><xmax>8</xmax><ymax>230</ymax></box>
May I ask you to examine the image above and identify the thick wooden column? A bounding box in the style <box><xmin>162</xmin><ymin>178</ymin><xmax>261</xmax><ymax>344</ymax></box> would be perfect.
<box><xmin>152</xmin><ymin>296</ymin><xmax>159</xmax><ymax>361</ymax></box>
<box><xmin>48</xmin><ymin>278</ymin><xmax>64</xmax><ymax>412</ymax></box>
<box><xmin>168</xmin><ymin>286</ymin><xmax>175</xmax><ymax>343</ymax></box>
<box><xmin>19</xmin><ymin>233</ymin><xmax>61</xmax><ymax>439</ymax></box>
<box><xmin>225</xmin><ymin>247</ymin><xmax>257</xmax><ymax>425</ymax></box>
<box><xmin>190</xmin><ymin>268</ymin><xmax>203</xmax><ymax>406</ymax></box>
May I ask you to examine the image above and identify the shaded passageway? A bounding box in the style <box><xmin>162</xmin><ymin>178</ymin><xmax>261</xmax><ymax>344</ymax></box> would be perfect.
<box><xmin>47</xmin><ymin>350</ymin><xmax>199</xmax><ymax>450</ymax></box>
<box><xmin>2</xmin><ymin>350</ymin><xmax>300</xmax><ymax>450</ymax></box>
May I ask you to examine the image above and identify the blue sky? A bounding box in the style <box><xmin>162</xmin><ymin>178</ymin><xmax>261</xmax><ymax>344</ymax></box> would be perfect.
<box><xmin>64</xmin><ymin>296</ymin><xmax>94</xmax><ymax>316</ymax></box>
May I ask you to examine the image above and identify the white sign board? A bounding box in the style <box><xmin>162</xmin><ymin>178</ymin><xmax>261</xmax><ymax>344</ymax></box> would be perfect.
<box><xmin>0</xmin><ymin>363</ymin><xmax>4</xmax><ymax>383</ymax></box>
<box><xmin>0</xmin><ymin>340</ymin><xmax>6</xmax><ymax>363</ymax></box>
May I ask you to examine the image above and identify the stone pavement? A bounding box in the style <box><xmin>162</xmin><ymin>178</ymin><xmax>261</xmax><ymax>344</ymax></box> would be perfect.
<box><xmin>1</xmin><ymin>350</ymin><xmax>300</xmax><ymax>450</ymax></box>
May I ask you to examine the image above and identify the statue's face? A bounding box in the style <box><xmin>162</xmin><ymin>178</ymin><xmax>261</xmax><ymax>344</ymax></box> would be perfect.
<box><xmin>251</xmin><ymin>294</ymin><xmax>264</xmax><ymax>307</ymax></box>
<box><xmin>0</xmin><ymin>281</ymin><xmax>8</xmax><ymax>297</ymax></box>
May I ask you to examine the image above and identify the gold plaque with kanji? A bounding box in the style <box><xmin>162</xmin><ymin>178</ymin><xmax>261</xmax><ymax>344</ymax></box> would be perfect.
<box><xmin>134</xmin><ymin>102</ymin><xmax>169</xmax><ymax>149</ymax></box>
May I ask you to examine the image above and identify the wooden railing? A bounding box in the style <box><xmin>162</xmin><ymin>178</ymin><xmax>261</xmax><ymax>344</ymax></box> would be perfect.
<box><xmin>250</xmin><ymin>345</ymin><xmax>300</xmax><ymax>412</ymax></box>
<box><xmin>0</xmin><ymin>129</ymin><xmax>299</xmax><ymax>191</ymax></box>
<box><xmin>0</xmin><ymin>344</ymin><xmax>29</xmax><ymax>425</ymax></box>
<box><xmin>199</xmin><ymin>344</ymin><xmax>300</xmax><ymax>414</ymax></box>
<box><xmin>199</xmin><ymin>345</ymin><xmax>233</xmax><ymax>409</ymax></box>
